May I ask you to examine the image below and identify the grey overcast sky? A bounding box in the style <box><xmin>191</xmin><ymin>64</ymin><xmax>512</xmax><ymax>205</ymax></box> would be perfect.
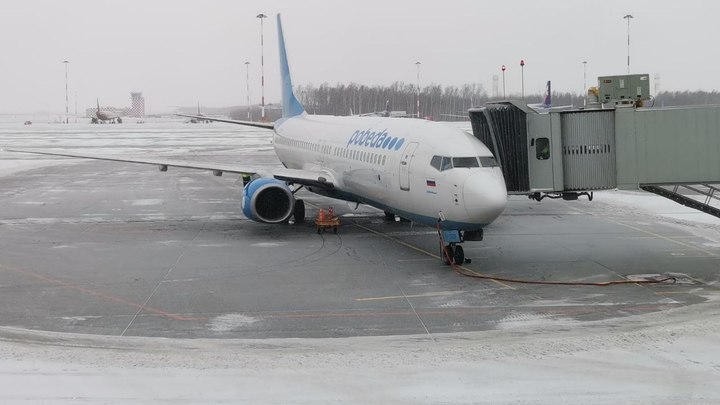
<box><xmin>0</xmin><ymin>0</ymin><xmax>717</xmax><ymax>114</ymax></box>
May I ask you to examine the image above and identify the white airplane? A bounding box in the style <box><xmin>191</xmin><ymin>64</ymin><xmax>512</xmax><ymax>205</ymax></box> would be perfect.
<box><xmin>6</xmin><ymin>15</ymin><xmax>507</xmax><ymax>265</ymax></box>
<box><xmin>93</xmin><ymin>98</ymin><xmax>123</xmax><ymax>124</ymax></box>
<box><xmin>188</xmin><ymin>102</ymin><xmax>211</xmax><ymax>124</ymax></box>
<box><xmin>354</xmin><ymin>100</ymin><xmax>411</xmax><ymax>118</ymax></box>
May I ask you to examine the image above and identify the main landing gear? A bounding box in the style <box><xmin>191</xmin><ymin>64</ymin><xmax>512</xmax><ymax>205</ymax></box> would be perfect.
<box><xmin>294</xmin><ymin>199</ymin><xmax>305</xmax><ymax>223</ymax></box>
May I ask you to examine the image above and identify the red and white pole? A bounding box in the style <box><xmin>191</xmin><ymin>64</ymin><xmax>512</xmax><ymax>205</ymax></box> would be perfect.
<box><xmin>257</xmin><ymin>13</ymin><xmax>267</xmax><ymax>121</ymax></box>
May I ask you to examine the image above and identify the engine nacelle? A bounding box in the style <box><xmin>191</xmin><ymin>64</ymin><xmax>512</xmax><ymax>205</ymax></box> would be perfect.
<box><xmin>241</xmin><ymin>178</ymin><xmax>295</xmax><ymax>224</ymax></box>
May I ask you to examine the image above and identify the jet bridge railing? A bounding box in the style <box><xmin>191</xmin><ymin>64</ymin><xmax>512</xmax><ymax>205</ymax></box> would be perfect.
<box><xmin>641</xmin><ymin>184</ymin><xmax>720</xmax><ymax>218</ymax></box>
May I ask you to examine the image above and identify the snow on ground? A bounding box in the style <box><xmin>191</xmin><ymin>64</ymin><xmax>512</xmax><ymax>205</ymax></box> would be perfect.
<box><xmin>591</xmin><ymin>190</ymin><xmax>720</xmax><ymax>248</ymax></box>
<box><xmin>0</xmin><ymin>234</ymin><xmax>716</xmax><ymax>402</ymax></box>
<box><xmin>2</xmin><ymin>123</ymin><xmax>719</xmax><ymax>403</ymax></box>
<box><xmin>595</xmin><ymin>189</ymin><xmax>720</xmax><ymax>226</ymax></box>
<box><xmin>0</xmin><ymin>300</ymin><xmax>718</xmax><ymax>404</ymax></box>
<box><xmin>0</xmin><ymin>154</ymin><xmax>79</xmax><ymax>178</ymax></box>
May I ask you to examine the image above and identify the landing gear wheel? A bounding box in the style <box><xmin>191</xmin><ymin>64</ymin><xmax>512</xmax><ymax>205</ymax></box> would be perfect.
<box><xmin>384</xmin><ymin>211</ymin><xmax>395</xmax><ymax>221</ymax></box>
<box><xmin>441</xmin><ymin>244</ymin><xmax>454</xmax><ymax>265</ymax></box>
<box><xmin>333</xmin><ymin>226</ymin><xmax>337</xmax><ymax>234</ymax></box>
<box><xmin>453</xmin><ymin>245</ymin><xmax>465</xmax><ymax>265</ymax></box>
<box><xmin>294</xmin><ymin>199</ymin><xmax>305</xmax><ymax>223</ymax></box>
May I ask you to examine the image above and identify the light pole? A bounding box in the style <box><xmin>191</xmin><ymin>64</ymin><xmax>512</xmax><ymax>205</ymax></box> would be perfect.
<box><xmin>501</xmin><ymin>65</ymin><xmax>506</xmax><ymax>99</ymax></box>
<box><xmin>582</xmin><ymin>60</ymin><xmax>588</xmax><ymax>106</ymax></box>
<box><xmin>623</xmin><ymin>14</ymin><xmax>633</xmax><ymax>74</ymax></box>
<box><xmin>257</xmin><ymin>13</ymin><xmax>267</xmax><ymax>121</ymax></box>
<box><xmin>520</xmin><ymin>59</ymin><xmax>525</xmax><ymax>101</ymax></box>
<box><xmin>63</xmin><ymin>60</ymin><xmax>69</xmax><ymax>124</ymax></box>
<box><xmin>415</xmin><ymin>61</ymin><xmax>421</xmax><ymax>118</ymax></box>
<box><xmin>245</xmin><ymin>61</ymin><xmax>252</xmax><ymax>120</ymax></box>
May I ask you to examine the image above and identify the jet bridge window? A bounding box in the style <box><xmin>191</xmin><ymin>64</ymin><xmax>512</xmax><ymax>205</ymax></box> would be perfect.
<box><xmin>452</xmin><ymin>157</ymin><xmax>480</xmax><ymax>168</ymax></box>
<box><xmin>536</xmin><ymin>137</ymin><xmax>550</xmax><ymax>160</ymax></box>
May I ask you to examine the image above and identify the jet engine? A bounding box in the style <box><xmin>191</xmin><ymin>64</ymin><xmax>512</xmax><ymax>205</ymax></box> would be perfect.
<box><xmin>241</xmin><ymin>178</ymin><xmax>295</xmax><ymax>224</ymax></box>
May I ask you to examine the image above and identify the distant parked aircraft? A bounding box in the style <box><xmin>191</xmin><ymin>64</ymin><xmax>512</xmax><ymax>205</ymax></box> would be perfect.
<box><xmin>92</xmin><ymin>99</ymin><xmax>122</xmax><ymax>124</ymax></box>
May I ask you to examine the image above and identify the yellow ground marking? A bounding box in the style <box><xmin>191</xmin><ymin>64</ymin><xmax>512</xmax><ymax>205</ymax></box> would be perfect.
<box><xmin>563</xmin><ymin>203</ymin><xmax>717</xmax><ymax>257</ymax></box>
<box><xmin>610</xmin><ymin>220</ymin><xmax>716</xmax><ymax>257</ymax></box>
<box><xmin>352</xmin><ymin>222</ymin><xmax>515</xmax><ymax>289</ymax></box>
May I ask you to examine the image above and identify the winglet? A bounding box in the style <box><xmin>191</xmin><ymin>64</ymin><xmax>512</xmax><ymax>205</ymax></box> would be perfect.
<box><xmin>277</xmin><ymin>14</ymin><xmax>305</xmax><ymax>118</ymax></box>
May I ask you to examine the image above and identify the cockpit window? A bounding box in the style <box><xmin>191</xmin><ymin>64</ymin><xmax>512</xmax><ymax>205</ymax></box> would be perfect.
<box><xmin>433</xmin><ymin>156</ymin><xmax>498</xmax><ymax>171</ymax></box>
<box><xmin>440</xmin><ymin>156</ymin><xmax>453</xmax><ymax>171</ymax></box>
<box><xmin>430</xmin><ymin>155</ymin><xmax>442</xmax><ymax>170</ymax></box>
<box><xmin>479</xmin><ymin>156</ymin><xmax>499</xmax><ymax>167</ymax></box>
<box><xmin>452</xmin><ymin>157</ymin><xmax>480</xmax><ymax>168</ymax></box>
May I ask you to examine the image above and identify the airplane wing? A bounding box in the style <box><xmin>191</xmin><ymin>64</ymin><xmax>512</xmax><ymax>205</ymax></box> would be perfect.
<box><xmin>176</xmin><ymin>114</ymin><xmax>275</xmax><ymax>130</ymax></box>
<box><xmin>440</xmin><ymin>113</ymin><xmax>468</xmax><ymax>119</ymax></box>
<box><xmin>3</xmin><ymin>148</ymin><xmax>334</xmax><ymax>189</ymax></box>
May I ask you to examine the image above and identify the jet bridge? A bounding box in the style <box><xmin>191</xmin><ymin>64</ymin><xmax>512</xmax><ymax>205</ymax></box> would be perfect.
<box><xmin>469</xmin><ymin>101</ymin><xmax>720</xmax><ymax>217</ymax></box>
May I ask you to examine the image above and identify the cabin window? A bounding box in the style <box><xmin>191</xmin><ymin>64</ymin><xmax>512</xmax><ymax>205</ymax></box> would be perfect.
<box><xmin>536</xmin><ymin>137</ymin><xmax>550</xmax><ymax>160</ymax></box>
<box><xmin>452</xmin><ymin>157</ymin><xmax>480</xmax><ymax>168</ymax></box>
<box><xmin>430</xmin><ymin>155</ymin><xmax>442</xmax><ymax>171</ymax></box>
<box><xmin>479</xmin><ymin>156</ymin><xmax>499</xmax><ymax>167</ymax></box>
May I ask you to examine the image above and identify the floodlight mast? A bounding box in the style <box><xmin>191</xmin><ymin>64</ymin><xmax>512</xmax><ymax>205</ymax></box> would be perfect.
<box><xmin>257</xmin><ymin>13</ymin><xmax>267</xmax><ymax>121</ymax></box>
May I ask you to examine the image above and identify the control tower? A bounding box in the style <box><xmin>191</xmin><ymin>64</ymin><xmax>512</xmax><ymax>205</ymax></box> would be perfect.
<box><xmin>130</xmin><ymin>92</ymin><xmax>145</xmax><ymax>118</ymax></box>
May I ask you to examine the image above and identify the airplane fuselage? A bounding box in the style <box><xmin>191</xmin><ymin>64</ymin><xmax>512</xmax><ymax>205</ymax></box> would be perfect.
<box><xmin>96</xmin><ymin>111</ymin><xmax>120</xmax><ymax>121</ymax></box>
<box><xmin>273</xmin><ymin>114</ymin><xmax>507</xmax><ymax>230</ymax></box>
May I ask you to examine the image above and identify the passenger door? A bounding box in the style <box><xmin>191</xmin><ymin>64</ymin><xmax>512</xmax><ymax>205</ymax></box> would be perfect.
<box><xmin>527</xmin><ymin>114</ymin><xmax>555</xmax><ymax>191</ymax></box>
<box><xmin>399</xmin><ymin>142</ymin><xmax>419</xmax><ymax>191</ymax></box>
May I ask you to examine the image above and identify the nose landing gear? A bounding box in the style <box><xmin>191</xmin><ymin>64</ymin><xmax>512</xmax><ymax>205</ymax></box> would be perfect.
<box><xmin>441</xmin><ymin>243</ymin><xmax>465</xmax><ymax>265</ymax></box>
<box><xmin>436</xmin><ymin>215</ymin><xmax>472</xmax><ymax>266</ymax></box>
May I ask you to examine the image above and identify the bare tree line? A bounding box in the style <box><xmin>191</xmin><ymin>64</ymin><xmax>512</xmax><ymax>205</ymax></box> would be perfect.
<box><xmin>294</xmin><ymin>81</ymin><xmax>488</xmax><ymax>119</ymax></box>
<box><xmin>224</xmin><ymin>84</ymin><xmax>720</xmax><ymax>121</ymax></box>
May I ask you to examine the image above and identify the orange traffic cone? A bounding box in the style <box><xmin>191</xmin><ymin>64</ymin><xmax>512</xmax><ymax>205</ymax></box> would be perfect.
<box><xmin>328</xmin><ymin>207</ymin><xmax>335</xmax><ymax>218</ymax></box>
<box><xmin>318</xmin><ymin>209</ymin><xmax>326</xmax><ymax>222</ymax></box>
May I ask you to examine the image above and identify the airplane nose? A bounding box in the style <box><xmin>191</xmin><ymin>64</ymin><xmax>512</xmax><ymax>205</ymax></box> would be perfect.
<box><xmin>463</xmin><ymin>169</ymin><xmax>507</xmax><ymax>225</ymax></box>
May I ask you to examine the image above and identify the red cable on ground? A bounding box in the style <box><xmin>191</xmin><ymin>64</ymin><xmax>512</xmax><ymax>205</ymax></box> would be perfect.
<box><xmin>436</xmin><ymin>222</ymin><xmax>676</xmax><ymax>287</ymax></box>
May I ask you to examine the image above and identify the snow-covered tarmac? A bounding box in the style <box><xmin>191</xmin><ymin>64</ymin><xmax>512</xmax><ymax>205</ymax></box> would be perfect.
<box><xmin>1</xmin><ymin>121</ymin><xmax>718</xmax><ymax>403</ymax></box>
<box><xmin>1</xmin><ymin>299</ymin><xmax>718</xmax><ymax>404</ymax></box>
